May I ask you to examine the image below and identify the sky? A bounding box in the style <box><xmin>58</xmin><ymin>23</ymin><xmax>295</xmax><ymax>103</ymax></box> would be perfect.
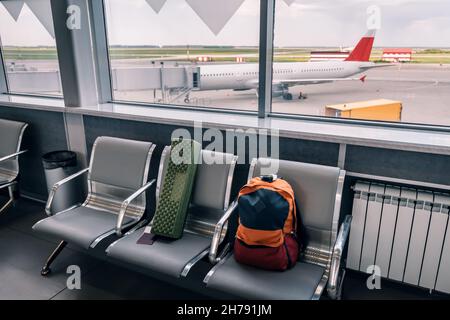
<box><xmin>0</xmin><ymin>0</ymin><xmax>449</xmax><ymax>48</ymax></box>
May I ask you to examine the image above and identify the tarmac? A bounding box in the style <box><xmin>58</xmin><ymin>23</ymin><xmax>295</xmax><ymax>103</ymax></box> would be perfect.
<box><xmin>114</xmin><ymin>63</ymin><xmax>450</xmax><ymax>127</ymax></box>
<box><xmin>8</xmin><ymin>59</ymin><xmax>450</xmax><ymax>126</ymax></box>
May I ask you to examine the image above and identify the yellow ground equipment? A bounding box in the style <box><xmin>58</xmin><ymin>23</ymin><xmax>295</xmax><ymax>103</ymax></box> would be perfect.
<box><xmin>325</xmin><ymin>99</ymin><xmax>402</xmax><ymax>122</ymax></box>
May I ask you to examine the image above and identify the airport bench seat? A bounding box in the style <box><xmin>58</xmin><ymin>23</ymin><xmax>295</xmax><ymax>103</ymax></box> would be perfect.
<box><xmin>33</xmin><ymin>206</ymin><xmax>135</xmax><ymax>250</ymax></box>
<box><xmin>33</xmin><ymin>136</ymin><xmax>156</xmax><ymax>275</ymax></box>
<box><xmin>206</xmin><ymin>256</ymin><xmax>325</xmax><ymax>300</ymax></box>
<box><xmin>0</xmin><ymin>118</ymin><xmax>28</xmax><ymax>215</ymax></box>
<box><xmin>204</xmin><ymin>158</ymin><xmax>350</xmax><ymax>300</ymax></box>
<box><xmin>107</xmin><ymin>147</ymin><xmax>237</xmax><ymax>278</ymax></box>
<box><xmin>107</xmin><ymin>227</ymin><xmax>211</xmax><ymax>278</ymax></box>
<box><xmin>0</xmin><ymin>174</ymin><xmax>11</xmax><ymax>185</ymax></box>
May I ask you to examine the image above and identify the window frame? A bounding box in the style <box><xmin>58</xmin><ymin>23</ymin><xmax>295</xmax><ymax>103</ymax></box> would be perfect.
<box><xmin>0</xmin><ymin>42</ymin><xmax>64</xmax><ymax>100</ymax></box>
<box><xmin>99</xmin><ymin>0</ymin><xmax>266</xmax><ymax>115</ymax></box>
<box><xmin>89</xmin><ymin>0</ymin><xmax>114</xmax><ymax>104</ymax></box>
<box><xmin>0</xmin><ymin>1</ymin><xmax>63</xmax><ymax>99</ymax></box>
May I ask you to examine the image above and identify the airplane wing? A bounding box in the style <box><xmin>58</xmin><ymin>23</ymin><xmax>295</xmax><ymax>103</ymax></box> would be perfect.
<box><xmin>274</xmin><ymin>75</ymin><xmax>367</xmax><ymax>87</ymax></box>
<box><xmin>245</xmin><ymin>75</ymin><xmax>367</xmax><ymax>88</ymax></box>
<box><xmin>359</xmin><ymin>64</ymin><xmax>393</xmax><ymax>70</ymax></box>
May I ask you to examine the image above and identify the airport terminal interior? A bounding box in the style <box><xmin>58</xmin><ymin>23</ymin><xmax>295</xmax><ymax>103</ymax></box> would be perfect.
<box><xmin>1</xmin><ymin>0</ymin><xmax>450</xmax><ymax>302</ymax></box>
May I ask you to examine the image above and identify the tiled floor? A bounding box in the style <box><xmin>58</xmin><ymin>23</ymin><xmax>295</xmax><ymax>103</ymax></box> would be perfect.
<box><xmin>0</xmin><ymin>196</ymin><xmax>209</xmax><ymax>300</ymax></box>
<box><xmin>342</xmin><ymin>271</ymin><xmax>449</xmax><ymax>300</ymax></box>
<box><xmin>0</xmin><ymin>196</ymin><xmax>448</xmax><ymax>300</ymax></box>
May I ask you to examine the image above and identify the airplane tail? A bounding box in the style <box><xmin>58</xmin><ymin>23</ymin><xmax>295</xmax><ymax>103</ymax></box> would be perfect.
<box><xmin>345</xmin><ymin>29</ymin><xmax>376</xmax><ymax>62</ymax></box>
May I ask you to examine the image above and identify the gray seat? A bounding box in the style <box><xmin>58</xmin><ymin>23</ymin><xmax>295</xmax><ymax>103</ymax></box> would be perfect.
<box><xmin>205</xmin><ymin>256</ymin><xmax>325</xmax><ymax>300</ymax></box>
<box><xmin>107</xmin><ymin>147</ymin><xmax>238</xmax><ymax>278</ymax></box>
<box><xmin>33</xmin><ymin>206</ymin><xmax>135</xmax><ymax>249</ymax></box>
<box><xmin>0</xmin><ymin>118</ymin><xmax>28</xmax><ymax>215</ymax></box>
<box><xmin>204</xmin><ymin>158</ymin><xmax>351</xmax><ymax>300</ymax></box>
<box><xmin>107</xmin><ymin>227</ymin><xmax>211</xmax><ymax>277</ymax></box>
<box><xmin>0</xmin><ymin>175</ymin><xmax>9</xmax><ymax>185</ymax></box>
<box><xmin>33</xmin><ymin>136</ymin><xmax>155</xmax><ymax>276</ymax></box>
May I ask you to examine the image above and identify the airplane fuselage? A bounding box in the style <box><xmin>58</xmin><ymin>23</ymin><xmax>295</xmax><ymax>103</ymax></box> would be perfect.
<box><xmin>198</xmin><ymin>61</ymin><xmax>374</xmax><ymax>91</ymax></box>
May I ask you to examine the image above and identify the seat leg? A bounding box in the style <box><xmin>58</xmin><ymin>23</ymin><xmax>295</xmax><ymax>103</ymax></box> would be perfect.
<box><xmin>0</xmin><ymin>183</ymin><xmax>16</xmax><ymax>215</ymax></box>
<box><xmin>0</xmin><ymin>197</ymin><xmax>13</xmax><ymax>215</ymax></box>
<box><xmin>336</xmin><ymin>268</ymin><xmax>347</xmax><ymax>300</ymax></box>
<box><xmin>10</xmin><ymin>181</ymin><xmax>20</xmax><ymax>199</ymax></box>
<box><xmin>41</xmin><ymin>240</ymin><xmax>68</xmax><ymax>276</ymax></box>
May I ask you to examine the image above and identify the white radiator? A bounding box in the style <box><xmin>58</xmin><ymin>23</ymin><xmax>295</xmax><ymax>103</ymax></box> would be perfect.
<box><xmin>347</xmin><ymin>181</ymin><xmax>450</xmax><ymax>294</ymax></box>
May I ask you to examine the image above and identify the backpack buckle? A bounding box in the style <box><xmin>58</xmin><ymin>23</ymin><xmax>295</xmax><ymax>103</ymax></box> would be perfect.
<box><xmin>261</xmin><ymin>174</ymin><xmax>278</xmax><ymax>182</ymax></box>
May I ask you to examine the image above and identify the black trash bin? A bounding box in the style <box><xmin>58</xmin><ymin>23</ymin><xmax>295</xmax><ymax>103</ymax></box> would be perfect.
<box><xmin>42</xmin><ymin>151</ymin><xmax>82</xmax><ymax>213</ymax></box>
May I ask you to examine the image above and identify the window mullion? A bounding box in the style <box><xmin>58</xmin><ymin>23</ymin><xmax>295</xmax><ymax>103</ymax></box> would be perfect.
<box><xmin>50</xmin><ymin>0</ymin><xmax>98</xmax><ymax>107</ymax></box>
<box><xmin>258</xmin><ymin>0</ymin><xmax>275</xmax><ymax>118</ymax></box>
<box><xmin>89</xmin><ymin>0</ymin><xmax>113</xmax><ymax>103</ymax></box>
<box><xmin>0</xmin><ymin>37</ymin><xmax>8</xmax><ymax>94</ymax></box>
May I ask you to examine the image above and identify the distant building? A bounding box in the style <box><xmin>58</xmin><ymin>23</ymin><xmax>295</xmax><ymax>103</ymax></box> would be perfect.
<box><xmin>382</xmin><ymin>48</ymin><xmax>413</xmax><ymax>62</ymax></box>
<box><xmin>310</xmin><ymin>51</ymin><xmax>350</xmax><ymax>62</ymax></box>
<box><xmin>197</xmin><ymin>56</ymin><xmax>212</xmax><ymax>62</ymax></box>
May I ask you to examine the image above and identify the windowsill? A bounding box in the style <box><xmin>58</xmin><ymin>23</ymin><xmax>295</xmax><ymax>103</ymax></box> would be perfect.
<box><xmin>2</xmin><ymin>93</ymin><xmax>450</xmax><ymax>156</ymax></box>
<box><xmin>0</xmin><ymin>93</ymin><xmax>65</xmax><ymax>110</ymax></box>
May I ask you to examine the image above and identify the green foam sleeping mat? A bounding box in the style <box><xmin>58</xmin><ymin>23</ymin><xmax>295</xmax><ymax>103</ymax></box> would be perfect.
<box><xmin>151</xmin><ymin>138</ymin><xmax>201</xmax><ymax>239</ymax></box>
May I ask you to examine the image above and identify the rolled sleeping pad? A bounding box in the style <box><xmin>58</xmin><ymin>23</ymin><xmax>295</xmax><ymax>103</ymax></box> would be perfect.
<box><xmin>151</xmin><ymin>138</ymin><xmax>201</xmax><ymax>239</ymax></box>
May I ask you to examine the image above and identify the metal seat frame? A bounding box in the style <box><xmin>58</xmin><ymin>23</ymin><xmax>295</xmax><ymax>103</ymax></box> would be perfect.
<box><xmin>0</xmin><ymin>123</ymin><xmax>28</xmax><ymax>216</ymax></box>
<box><xmin>107</xmin><ymin>145</ymin><xmax>238</xmax><ymax>277</ymax></box>
<box><xmin>205</xmin><ymin>157</ymin><xmax>352</xmax><ymax>300</ymax></box>
<box><xmin>38</xmin><ymin>137</ymin><xmax>156</xmax><ymax>276</ymax></box>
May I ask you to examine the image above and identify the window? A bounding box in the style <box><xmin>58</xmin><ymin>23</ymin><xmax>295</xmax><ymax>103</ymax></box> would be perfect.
<box><xmin>0</xmin><ymin>0</ymin><xmax>62</xmax><ymax>96</ymax></box>
<box><xmin>104</xmin><ymin>0</ymin><xmax>260</xmax><ymax>111</ymax></box>
<box><xmin>271</xmin><ymin>0</ymin><xmax>450</xmax><ymax>127</ymax></box>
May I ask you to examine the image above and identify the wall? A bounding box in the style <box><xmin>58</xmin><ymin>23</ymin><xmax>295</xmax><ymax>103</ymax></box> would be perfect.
<box><xmin>2</xmin><ymin>104</ymin><xmax>450</xmax><ymax>216</ymax></box>
<box><xmin>82</xmin><ymin>115</ymin><xmax>340</xmax><ymax>213</ymax></box>
<box><xmin>0</xmin><ymin>106</ymin><xmax>67</xmax><ymax>199</ymax></box>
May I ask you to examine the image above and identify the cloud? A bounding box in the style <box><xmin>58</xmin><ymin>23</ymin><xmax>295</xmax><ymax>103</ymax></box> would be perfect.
<box><xmin>1</xmin><ymin>0</ymin><xmax>449</xmax><ymax>48</ymax></box>
<box><xmin>274</xmin><ymin>0</ymin><xmax>450</xmax><ymax>47</ymax></box>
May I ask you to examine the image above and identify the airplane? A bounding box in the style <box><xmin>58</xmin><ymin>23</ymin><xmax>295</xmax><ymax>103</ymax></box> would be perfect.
<box><xmin>188</xmin><ymin>30</ymin><xmax>384</xmax><ymax>101</ymax></box>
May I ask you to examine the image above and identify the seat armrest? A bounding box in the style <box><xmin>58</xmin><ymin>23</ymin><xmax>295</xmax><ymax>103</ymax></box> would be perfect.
<box><xmin>116</xmin><ymin>179</ymin><xmax>156</xmax><ymax>236</ymax></box>
<box><xmin>124</xmin><ymin>219</ymin><xmax>149</xmax><ymax>236</ymax></box>
<box><xmin>327</xmin><ymin>214</ymin><xmax>352</xmax><ymax>300</ymax></box>
<box><xmin>209</xmin><ymin>199</ymin><xmax>238</xmax><ymax>264</ymax></box>
<box><xmin>45</xmin><ymin>168</ymin><xmax>89</xmax><ymax>216</ymax></box>
<box><xmin>0</xmin><ymin>150</ymin><xmax>27</xmax><ymax>163</ymax></box>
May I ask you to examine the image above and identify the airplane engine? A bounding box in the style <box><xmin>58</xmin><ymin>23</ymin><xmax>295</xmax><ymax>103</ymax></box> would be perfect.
<box><xmin>272</xmin><ymin>84</ymin><xmax>284</xmax><ymax>97</ymax></box>
<box><xmin>272</xmin><ymin>84</ymin><xmax>293</xmax><ymax>100</ymax></box>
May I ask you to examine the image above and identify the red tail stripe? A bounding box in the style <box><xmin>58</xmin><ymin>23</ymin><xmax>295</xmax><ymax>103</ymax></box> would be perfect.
<box><xmin>345</xmin><ymin>36</ymin><xmax>375</xmax><ymax>62</ymax></box>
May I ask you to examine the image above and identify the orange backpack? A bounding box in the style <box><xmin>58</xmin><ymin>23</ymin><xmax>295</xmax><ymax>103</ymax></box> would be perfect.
<box><xmin>234</xmin><ymin>175</ymin><xmax>299</xmax><ymax>270</ymax></box>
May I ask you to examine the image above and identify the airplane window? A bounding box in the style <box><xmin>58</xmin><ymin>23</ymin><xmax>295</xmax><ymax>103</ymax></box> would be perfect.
<box><xmin>0</xmin><ymin>0</ymin><xmax>62</xmax><ymax>97</ymax></box>
<box><xmin>103</xmin><ymin>0</ymin><xmax>260</xmax><ymax>111</ymax></box>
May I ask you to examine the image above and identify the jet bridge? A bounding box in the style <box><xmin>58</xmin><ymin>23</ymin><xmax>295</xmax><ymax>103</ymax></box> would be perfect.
<box><xmin>111</xmin><ymin>64</ymin><xmax>201</xmax><ymax>103</ymax></box>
